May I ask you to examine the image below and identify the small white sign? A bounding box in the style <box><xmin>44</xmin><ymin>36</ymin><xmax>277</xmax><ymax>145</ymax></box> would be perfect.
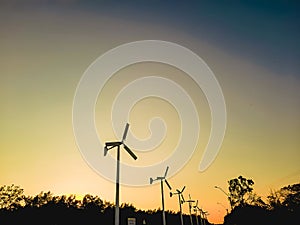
<box><xmin>128</xmin><ymin>218</ymin><xmax>136</xmax><ymax>225</ymax></box>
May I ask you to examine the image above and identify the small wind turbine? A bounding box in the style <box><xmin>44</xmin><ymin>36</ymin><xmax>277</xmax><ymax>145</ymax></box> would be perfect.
<box><xmin>193</xmin><ymin>200</ymin><xmax>202</xmax><ymax>225</ymax></box>
<box><xmin>104</xmin><ymin>123</ymin><xmax>137</xmax><ymax>225</ymax></box>
<box><xmin>150</xmin><ymin>166</ymin><xmax>172</xmax><ymax>225</ymax></box>
<box><xmin>199</xmin><ymin>209</ymin><xmax>208</xmax><ymax>225</ymax></box>
<box><xmin>170</xmin><ymin>186</ymin><xmax>186</xmax><ymax>225</ymax></box>
<box><xmin>203</xmin><ymin>211</ymin><xmax>209</xmax><ymax>225</ymax></box>
<box><xmin>185</xmin><ymin>194</ymin><xmax>195</xmax><ymax>225</ymax></box>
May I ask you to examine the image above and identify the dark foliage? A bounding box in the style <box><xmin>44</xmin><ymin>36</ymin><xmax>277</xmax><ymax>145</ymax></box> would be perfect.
<box><xmin>228</xmin><ymin>175</ymin><xmax>255</xmax><ymax>208</ymax></box>
<box><xmin>224</xmin><ymin>177</ymin><xmax>300</xmax><ymax>225</ymax></box>
<box><xmin>0</xmin><ymin>184</ymin><xmax>211</xmax><ymax>225</ymax></box>
<box><xmin>3</xmin><ymin>179</ymin><xmax>299</xmax><ymax>225</ymax></box>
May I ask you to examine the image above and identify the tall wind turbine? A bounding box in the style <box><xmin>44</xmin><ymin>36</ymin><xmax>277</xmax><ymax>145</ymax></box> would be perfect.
<box><xmin>150</xmin><ymin>166</ymin><xmax>172</xmax><ymax>225</ymax></box>
<box><xmin>104</xmin><ymin>123</ymin><xmax>137</xmax><ymax>225</ymax></box>
<box><xmin>170</xmin><ymin>186</ymin><xmax>186</xmax><ymax>225</ymax></box>
<box><xmin>186</xmin><ymin>194</ymin><xmax>195</xmax><ymax>225</ymax></box>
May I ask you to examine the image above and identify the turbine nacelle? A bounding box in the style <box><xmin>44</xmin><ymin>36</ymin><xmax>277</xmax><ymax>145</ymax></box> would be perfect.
<box><xmin>170</xmin><ymin>186</ymin><xmax>186</xmax><ymax>204</ymax></box>
<box><xmin>104</xmin><ymin>123</ymin><xmax>137</xmax><ymax>160</ymax></box>
<box><xmin>186</xmin><ymin>200</ymin><xmax>195</xmax><ymax>203</ymax></box>
<box><xmin>149</xmin><ymin>166</ymin><xmax>172</xmax><ymax>190</ymax></box>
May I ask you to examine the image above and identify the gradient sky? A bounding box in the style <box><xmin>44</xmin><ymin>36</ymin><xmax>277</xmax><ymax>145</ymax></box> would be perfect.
<box><xmin>1</xmin><ymin>1</ymin><xmax>300</xmax><ymax>224</ymax></box>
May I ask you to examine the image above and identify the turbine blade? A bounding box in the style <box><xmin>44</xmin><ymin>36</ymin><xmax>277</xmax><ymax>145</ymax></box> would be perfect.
<box><xmin>165</xmin><ymin>179</ymin><xmax>172</xmax><ymax>190</ymax></box>
<box><xmin>123</xmin><ymin>144</ymin><xmax>137</xmax><ymax>160</ymax></box>
<box><xmin>164</xmin><ymin>166</ymin><xmax>169</xmax><ymax>178</ymax></box>
<box><xmin>181</xmin><ymin>194</ymin><xmax>185</xmax><ymax>202</ymax></box>
<box><xmin>181</xmin><ymin>186</ymin><xmax>186</xmax><ymax>192</ymax></box>
<box><xmin>122</xmin><ymin>123</ymin><xmax>130</xmax><ymax>142</ymax></box>
<box><xmin>196</xmin><ymin>200</ymin><xmax>198</xmax><ymax>207</ymax></box>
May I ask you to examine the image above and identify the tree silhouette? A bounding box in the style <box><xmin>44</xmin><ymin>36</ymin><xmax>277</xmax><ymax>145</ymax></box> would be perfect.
<box><xmin>2</xmin><ymin>181</ymin><xmax>299</xmax><ymax>225</ymax></box>
<box><xmin>224</xmin><ymin>178</ymin><xmax>300</xmax><ymax>225</ymax></box>
<box><xmin>29</xmin><ymin>191</ymin><xmax>54</xmax><ymax>208</ymax></box>
<box><xmin>0</xmin><ymin>184</ymin><xmax>26</xmax><ymax>210</ymax></box>
<box><xmin>82</xmin><ymin>194</ymin><xmax>104</xmax><ymax>211</ymax></box>
<box><xmin>267</xmin><ymin>183</ymin><xmax>300</xmax><ymax>209</ymax></box>
<box><xmin>279</xmin><ymin>183</ymin><xmax>300</xmax><ymax>209</ymax></box>
<box><xmin>228</xmin><ymin>175</ymin><xmax>255</xmax><ymax>208</ymax></box>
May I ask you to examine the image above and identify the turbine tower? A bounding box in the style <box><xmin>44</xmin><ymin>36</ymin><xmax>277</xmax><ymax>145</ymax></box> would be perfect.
<box><xmin>186</xmin><ymin>194</ymin><xmax>195</xmax><ymax>225</ymax></box>
<box><xmin>104</xmin><ymin>123</ymin><xmax>137</xmax><ymax>225</ymax></box>
<box><xmin>203</xmin><ymin>211</ymin><xmax>209</xmax><ymax>225</ymax></box>
<box><xmin>193</xmin><ymin>200</ymin><xmax>202</xmax><ymax>225</ymax></box>
<box><xmin>170</xmin><ymin>186</ymin><xmax>186</xmax><ymax>225</ymax></box>
<box><xmin>199</xmin><ymin>209</ymin><xmax>208</xmax><ymax>225</ymax></box>
<box><xmin>150</xmin><ymin>166</ymin><xmax>172</xmax><ymax>225</ymax></box>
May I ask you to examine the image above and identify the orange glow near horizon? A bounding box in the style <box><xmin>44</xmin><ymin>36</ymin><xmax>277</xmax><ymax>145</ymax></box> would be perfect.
<box><xmin>1</xmin><ymin>3</ymin><xmax>300</xmax><ymax>225</ymax></box>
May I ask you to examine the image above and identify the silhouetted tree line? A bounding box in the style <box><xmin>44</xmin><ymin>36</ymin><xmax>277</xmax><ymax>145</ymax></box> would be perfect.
<box><xmin>0</xmin><ymin>184</ymin><xmax>211</xmax><ymax>225</ymax></box>
<box><xmin>224</xmin><ymin>176</ymin><xmax>300</xmax><ymax>225</ymax></box>
<box><xmin>2</xmin><ymin>177</ymin><xmax>298</xmax><ymax>225</ymax></box>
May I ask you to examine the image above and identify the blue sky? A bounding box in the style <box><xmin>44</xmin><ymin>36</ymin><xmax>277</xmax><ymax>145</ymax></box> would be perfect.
<box><xmin>2</xmin><ymin>0</ymin><xmax>299</xmax><ymax>76</ymax></box>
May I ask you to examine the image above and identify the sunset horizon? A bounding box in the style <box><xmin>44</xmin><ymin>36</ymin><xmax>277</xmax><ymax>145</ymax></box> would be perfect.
<box><xmin>1</xmin><ymin>1</ymin><xmax>299</xmax><ymax>224</ymax></box>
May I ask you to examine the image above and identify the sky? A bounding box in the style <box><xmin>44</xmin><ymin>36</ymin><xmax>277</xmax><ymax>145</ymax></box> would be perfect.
<box><xmin>1</xmin><ymin>0</ymin><xmax>300</xmax><ymax>224</ymax></box>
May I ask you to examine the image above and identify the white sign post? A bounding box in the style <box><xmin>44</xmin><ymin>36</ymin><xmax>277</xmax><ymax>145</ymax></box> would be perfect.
<box><xmin>128</xmin><ymin>218</ymin><xmax>136</xmax><ymax>225</ymax></box>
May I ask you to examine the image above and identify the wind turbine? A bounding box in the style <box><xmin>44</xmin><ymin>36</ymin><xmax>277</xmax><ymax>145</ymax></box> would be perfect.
<box><xmin>193</xmin><ymin>200</ymin><xmax>202</xmax><ymax>225</ymax></box>
<box><xmin>104</xmin><ymin>123</ymin><xmax>137</xmax><ymax>225</ymax></box>
<box><xmin>170</xmin><ymin>186</ymin><xmax>186</xmax><ymax>225</ymax></box>
<box><xmin>199</xmin><ymin>209</ymin><xmax>208</xmax><ymax>225</ymax></box>
<box><xmin>185</xmin><ymin>194</ymin><xmax>195</xmax><ymax>225</ymax></box>
<box><xmin>150</xmin><ymin>166</ymin><xmax>172</xmax><ymax>225</ymax></box>
<box><xmin>203</xmin><ymin>211</ymin><xmax>209</xmax><ymax>225</ymax></box>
